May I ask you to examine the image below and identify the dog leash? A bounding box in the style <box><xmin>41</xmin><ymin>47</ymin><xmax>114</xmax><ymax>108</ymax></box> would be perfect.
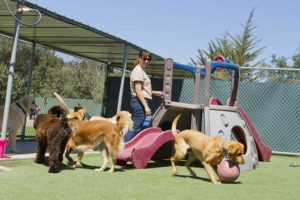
<box><xmin>15</xmin><ymin>102</ymin><xmax>27</xmax><ymax>115</ymax></box>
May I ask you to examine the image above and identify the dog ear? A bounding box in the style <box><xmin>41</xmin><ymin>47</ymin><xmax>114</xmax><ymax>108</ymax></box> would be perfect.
<box><xmin>228</xmin><ymin>142</ymin><xmax>244</xmax><ymax>155</ymax></box>
<box><xmin>227</xmin><ymin>143</ymin><xmax>238</xmax><ymax>155</ymax></box>
<box><xmin>20</xmin><ymin>96</ymin><xmax>29</xmax><ymax>111</ymax></box>
<box><xmin>116</xmin><ymin>113</ymin><xmax>121</xmax><ymax>122</ymax></box>
<box><xmin>239</xmin><ymin>143</ymin><xmax>245</xmax><ymax>154</ymax></box>
<box><xmin>73</xmin><ymin>106</ymin><xmax>79</xmax><ymax>112</ymax></box>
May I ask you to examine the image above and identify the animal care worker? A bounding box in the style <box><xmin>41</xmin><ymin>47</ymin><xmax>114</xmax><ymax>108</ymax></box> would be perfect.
<box><xmin>124</xmin><ymin>50</ymin><xmax>164</xmax><ymax>142</ymax></box>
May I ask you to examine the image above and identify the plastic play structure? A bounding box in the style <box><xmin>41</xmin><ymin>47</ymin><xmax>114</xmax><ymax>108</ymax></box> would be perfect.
<box><xmin>117</xmin><ymin>56</ymin><xmax>272</xmax><ymax>170</ymax></box>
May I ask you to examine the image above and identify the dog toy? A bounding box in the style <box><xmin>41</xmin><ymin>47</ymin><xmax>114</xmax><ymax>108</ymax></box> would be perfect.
<box><xmin>217</xmin><ymin>159</ymin><xmax>240</xmax><ymax>182</ymax></box>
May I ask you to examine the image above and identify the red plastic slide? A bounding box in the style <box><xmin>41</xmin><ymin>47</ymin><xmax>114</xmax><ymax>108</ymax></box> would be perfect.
<box><xmin>116</xmin><ymin>127</ymin><xmax>174</xmax><ymax>168</ymax></box>
<box><xmin>238</xmin><ymin>107</ymin><xmax>272</xmax><ymax>161</ymax></box>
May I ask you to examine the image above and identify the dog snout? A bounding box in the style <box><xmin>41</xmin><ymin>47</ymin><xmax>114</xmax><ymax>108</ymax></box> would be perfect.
<box><xmin>236</xmin><ymin>156</ymin><xmax>245</xmax><ymax>165</ymax></box>
<box><xmin>30</xmin><ymin>107</ymin><xmax>40</xmax><ymax>114</ymax></box>
<box><xmin>240</xmin><ymin>157</ymin><xmax>245</xmax><ymax>164</ymax></box>
<box><xmin>30</xmin><ymin>105</ymin><xmax>40</xmax><ymax>119</ymax></box>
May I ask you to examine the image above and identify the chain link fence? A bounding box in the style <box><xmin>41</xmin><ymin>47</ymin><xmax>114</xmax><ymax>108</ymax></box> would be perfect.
<box><xmin>169</xmin><ymin>67</ymin><xmax>300</xmax><ymax>154</ymax></box>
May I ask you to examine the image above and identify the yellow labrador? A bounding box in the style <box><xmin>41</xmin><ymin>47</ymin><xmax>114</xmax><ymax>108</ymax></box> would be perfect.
<box><xmin>170</xmin><ymin>114</ymin><xmax>245</xmax><ymax>184</ymax></box>
<box><xmin>0</xmin><ymin>96</ymin><xmax>39</xmax><ymax>152</ymax></box>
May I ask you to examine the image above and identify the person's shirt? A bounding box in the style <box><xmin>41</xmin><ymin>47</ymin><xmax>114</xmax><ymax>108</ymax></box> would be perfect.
<box><xmin>130</xmin><ymin>64</ymin><xmax>152</xmax><ymax>100</ymax></box>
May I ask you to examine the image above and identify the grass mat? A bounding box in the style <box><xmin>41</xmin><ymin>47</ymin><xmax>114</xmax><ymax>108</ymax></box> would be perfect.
<box><xmin>0</xmin><ymin>154</ymin><xmax>299</xmax><ymax>200</ymax></box>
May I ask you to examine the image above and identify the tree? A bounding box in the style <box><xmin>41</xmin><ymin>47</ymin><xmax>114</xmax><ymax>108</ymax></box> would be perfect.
<box><xmin>190</xmin><ymin>8</ymin><xmax>265</xmax><ymax>81</ymax></box>
<box><xmin>0</xmin><ymin>36</ymin><xmax>31</xmax><ymax>100</ymax></box>
<box><xmin>258</xmin><ymin>51</ymin><xmax>300</xmax><ymax>84</ymax></box>
<box><xmin>0</xmin><ymin>35</ymin><xmax>106</xmax><ymax>102</ymax></box>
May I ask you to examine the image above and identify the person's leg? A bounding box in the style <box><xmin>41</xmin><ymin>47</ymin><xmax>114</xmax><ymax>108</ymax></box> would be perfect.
<box><xmin>124</xmin><ymin>99</ymin><xmax>145</xmax><ymax>142</ymax></box>
<box><xmin>132</xmin><ymin>100</ymin><xmax>146</xmax><ymax>134</ymax></box>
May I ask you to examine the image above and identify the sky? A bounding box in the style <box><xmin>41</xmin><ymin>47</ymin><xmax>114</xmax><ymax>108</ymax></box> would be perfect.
<box><xmin>28</xmin><ymin>0</ymin><xmax>299</xmax><ymax>65</ymax></box>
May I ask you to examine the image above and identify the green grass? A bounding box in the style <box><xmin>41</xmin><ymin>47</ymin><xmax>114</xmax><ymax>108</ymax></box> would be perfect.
<box><xmin>0</xmin><ymin>154</ymin><xmax>299</xmax><ymax>200</ymax></box>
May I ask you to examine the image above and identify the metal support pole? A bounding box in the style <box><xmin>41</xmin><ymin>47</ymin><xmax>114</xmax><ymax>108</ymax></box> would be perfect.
<box><xmin>204</xmin><ymin>59</ymin><xmax>212</xmax><ymax>107</ymax></box>
<box><xmin>116</xmin><ymin>43</ymin><xmax>128</xmax><ymax>112</ymax></box>
<box><xmin>1</xmin><ymin>8</ymin><xmax>21</xmax><ymax>139</ymax></box>
<box><xmin>25</xmin><ymin>42</ymin><xmax>35</xmax><ymax>96</ymax></box>
<box><xmin>101</xmin><ymin>63</ymin><xmax>110</xmax><ymax>117</ymax></box>
<box><xmin>21</xmin><ymin>42</ymin><xmax>36</xmax><ymax>140</ymax></box>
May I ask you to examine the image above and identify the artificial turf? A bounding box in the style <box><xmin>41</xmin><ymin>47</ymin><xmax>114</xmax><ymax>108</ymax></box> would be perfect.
<box><xmin>0</xmin><ymin>154</ymin><xmax>299</xmax><ymax>200</ymax></box>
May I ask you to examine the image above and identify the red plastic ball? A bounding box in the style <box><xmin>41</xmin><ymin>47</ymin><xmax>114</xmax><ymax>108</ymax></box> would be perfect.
<box><xmin>217</xmin><ymin>159</ymin><xmax>240</xmax><ymax>182</ymax></box>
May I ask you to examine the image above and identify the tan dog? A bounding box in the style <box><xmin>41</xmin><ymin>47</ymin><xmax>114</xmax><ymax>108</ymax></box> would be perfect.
<box><xmin>74</xmin><ymin>111</ymin><xmax>132</xmax><ymax>167</ymax></box>
<box><xmin>0</xmin><ymin>96</ymin><xmax>39</xmax><ymax>152</ymax></box>
<box><xmin>65</xmin><ymin>111</ymin><xmax>133</xmax><ymax>173</ymax></box>
<box><xmin>89</xmin><ymin>115</ymin><xmax>117</xmax><ymax>123</ymax></box>
<box><xmin>53</xmin><ymin>92</ymin><xmax>90</xmax><ymax>120</ymax></box>
<box><xmin>69</xmin><ymin>105</ymin><xmax>89</xmax><ymax>120</ymax></box>
<box><xmin>170</xmin><ymin>114</ymin><xmax>245</xmax><ymax>184</ymax></box>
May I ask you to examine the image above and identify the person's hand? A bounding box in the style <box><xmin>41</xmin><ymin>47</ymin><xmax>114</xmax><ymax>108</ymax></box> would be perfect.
<box><xmin>144</xmin><ymin>105</ymin><xmax>151</xmax><ymax>115</ymax></box>
<box><xmin>153</xmin><ymin>91</ymin><xmax>165</xmax><ymax>98</ymax></box>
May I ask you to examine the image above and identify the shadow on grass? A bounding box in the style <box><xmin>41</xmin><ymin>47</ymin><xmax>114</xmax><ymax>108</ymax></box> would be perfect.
<box><xmin>175</xmin><ymin>174</ymin><xmax>212</xmax><ymax>183</ymax></box>
<box><xmin>78</xmin><ymin>162</ymin><xmax>126</xmax><ymax>172</ymax></box>
<box><xmin>34</xmin><ymin>157</ymin><xmax>75</xmax><ymax>172</ymax></box>
<box><xmin>116</xmin><ymin>159</ymin><xmax>176</xmax><ymax>170</ymax></box>
<box><xmin>175</xmin><ymin>174</ymin><xmax>241</xmax><ymax>184</ymax></box>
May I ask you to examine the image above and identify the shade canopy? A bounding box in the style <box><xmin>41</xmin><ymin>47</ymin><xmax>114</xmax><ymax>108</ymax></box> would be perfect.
<box><xmin>0</xmin><ymin>0</ymin><xmax>171</xmax><ymax>77</ymax></box>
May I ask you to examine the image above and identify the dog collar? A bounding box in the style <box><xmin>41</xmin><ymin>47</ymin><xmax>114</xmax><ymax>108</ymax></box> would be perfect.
<box><xmin>16</xmin><ymin>102</ymin><xmax>27</xmax><ymax>115</ymax></box>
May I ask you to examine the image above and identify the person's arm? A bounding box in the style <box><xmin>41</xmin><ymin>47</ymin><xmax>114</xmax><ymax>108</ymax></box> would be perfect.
<box><xmin>134</xmin><ymin>81</ymin><xmax>151</xmax><ymax>115</ymax></box>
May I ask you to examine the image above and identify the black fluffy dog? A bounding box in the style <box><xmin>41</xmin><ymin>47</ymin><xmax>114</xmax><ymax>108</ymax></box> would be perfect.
<box><xmin>33</xmin><ymin>105</ymin><xmax>71</xmax><ymax>173</ymax></box>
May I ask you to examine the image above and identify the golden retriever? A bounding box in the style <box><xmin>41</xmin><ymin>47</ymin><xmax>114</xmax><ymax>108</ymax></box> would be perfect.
<box><xmin>170</xmin><ymin>114</ymin><xmax>245</xmax><ymax>184</ymax></box>
<box><xmin>89</xmin><ymin>115</ymin><xmax>117</xmax><ymax>123</ymax></box>
<box><xmin>75</xmin><ymin>111</ymin><xmax>132</xmax><ymax>166</ymax></box>
<box><xmin>0</xmin><ymin>95</ymin><xmax>39</xmax><ymax>152</ymax></box>
<box><xmin>65</xmin><ymin>111</ymin><xmax>133</xmax><ymax>172</ymax></box>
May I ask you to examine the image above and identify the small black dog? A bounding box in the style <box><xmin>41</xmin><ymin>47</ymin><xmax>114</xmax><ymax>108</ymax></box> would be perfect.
<box><xmin>33</xmin><ymin>105</ymin><xmax>71</xmax><ymax>173</ymax></box>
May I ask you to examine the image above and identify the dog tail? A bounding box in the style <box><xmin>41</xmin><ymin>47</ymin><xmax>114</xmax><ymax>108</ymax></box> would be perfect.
<box><xmin>114</xmin><ymin>112</ymin><xmax>132</xmax><ymax>136</ymax></box>
<box><xmin>53</xmin><ymin>92</ymin><xmax>70</xmax><ymax>113</ymax></box>
<box><xmin>172</xmin><ymin>114</ymin><xmax>181</xmax><ymax>137</ymax></box>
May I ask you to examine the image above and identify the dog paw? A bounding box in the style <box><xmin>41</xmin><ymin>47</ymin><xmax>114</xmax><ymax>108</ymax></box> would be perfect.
<box><xmin>48</xmin><ymin>167</ymin><xmax>60</xmax><ymax>173</ymax></box>
<box><xmin>94</xmin><ymin>168</ymin><xmax>104</xmax><ymax>172</ymax></box>
<box><xmin>189</xmin><ymin>171</ymin><xmax>197</xmax><ymax>177</ymax></box>
<box><xmin>213</xmin><ymin>181</ymin><xmax>221</xmax><ymax>185</ymax></box>
<box><xmin>73</xmin><ymin>162</ymin><xmax>82</xmax><ymax>168</ymax></box>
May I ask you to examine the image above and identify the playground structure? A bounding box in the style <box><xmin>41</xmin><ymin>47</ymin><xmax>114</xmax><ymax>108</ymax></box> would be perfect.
<box><xmin>118</xmin><ymin>57</ymin><xmax>272</xmax><ymax>170</ymax></box>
